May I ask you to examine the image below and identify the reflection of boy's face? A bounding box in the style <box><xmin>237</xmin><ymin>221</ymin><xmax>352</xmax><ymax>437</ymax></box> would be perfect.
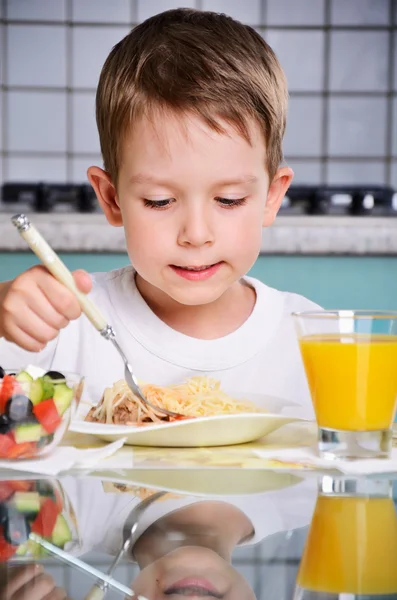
<box><xmin>90</xmin><ymin>112</ymin><xmax>292</xmax><ymax>308</ymax></box>
<box><xmin>132</xmin><ymin>545</ymin><xmax>256</xmax><ymax>600</ymax></box>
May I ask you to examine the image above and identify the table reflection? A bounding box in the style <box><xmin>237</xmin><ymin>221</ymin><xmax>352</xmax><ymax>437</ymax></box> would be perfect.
<box><xmin>1</xmin><ymin>472</ymin><xmax>396</xmax><ymax>599</ymax></box>
<box><xmin>295</xmin><ymin>477</ymin><xmax>397</xmax><ymax>600</ymax></box>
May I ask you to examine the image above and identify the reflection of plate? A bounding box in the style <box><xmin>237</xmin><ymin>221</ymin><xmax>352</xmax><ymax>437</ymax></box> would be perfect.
<box><xmin>91</xmin><ymin>468</ymin><xmax>303</xmax><ymax>497</ymax></box>
<box><xmin>70</xmin><ymin>396</ymin><xmax>306</xmax><ymax>448</ymax></box>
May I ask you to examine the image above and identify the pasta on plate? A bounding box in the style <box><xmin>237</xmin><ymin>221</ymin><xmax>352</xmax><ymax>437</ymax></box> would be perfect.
<box><xmin>85</xmin><ymin>376</ymin><xmax>263</xmax><ymax>426</ymax></box>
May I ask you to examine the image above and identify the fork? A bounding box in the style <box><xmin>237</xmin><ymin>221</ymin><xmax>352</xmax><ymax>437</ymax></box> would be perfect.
<box><xmin>11</xmin><ymin>214</ymin><xmax>184</xmax><ymax>419</ymax></box>
<box><xmin>84</xmin><ymin>491</ymin><xmax>166</xmax><ymax>600</ymax></box>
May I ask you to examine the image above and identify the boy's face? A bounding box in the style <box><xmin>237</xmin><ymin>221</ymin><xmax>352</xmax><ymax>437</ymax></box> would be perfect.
<box><xmin>89</xmin><ymin>112</ymin><xmax>292</xmax><ymax>307</ymax></box>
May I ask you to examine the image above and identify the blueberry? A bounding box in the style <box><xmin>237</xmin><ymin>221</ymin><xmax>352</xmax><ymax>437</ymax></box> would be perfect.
<box><xmin>44</xmin><ymin>370</ymin><xmax>65</xmax><ymax>381</ymax></box>
<box><xmin>6</xmin><ymin>395</ymin><xmax>33</xmax><ymax>423</ymax></box>
<box><xmin>0</xmin><ymin>367</ymin><xmax>4</xmax><ymax>379</ymax></box>
<box><xmin>0</xmin><ymin>414</ymin><xmax>10</xmax><ymax>434</ymax></box>
<box><xmin>4</xmin><ymin>512</ymin><xmax>30</xmax><ymax>545</ymax></box>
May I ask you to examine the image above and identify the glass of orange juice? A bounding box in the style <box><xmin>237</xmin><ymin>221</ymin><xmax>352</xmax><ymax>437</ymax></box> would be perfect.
<box><xmin>292</xmin><ymin>310</ymin><xmax>397</xmax><ymax>460</ymax></box>
<box><xmin>294</xmin><ymin>477</ymin><xmax>397</xmax><ymax>599</ymax></box>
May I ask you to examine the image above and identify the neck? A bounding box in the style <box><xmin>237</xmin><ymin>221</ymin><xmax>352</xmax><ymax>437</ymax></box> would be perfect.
<box><xmin>133</xmin><ymin>501</ymin><xmax>254</xmax><ymax>568</ymax></box>
<box><xmin>135</xmin><ymin>275</ymin><xmax>256</xmax><ymax>339</ymax></box>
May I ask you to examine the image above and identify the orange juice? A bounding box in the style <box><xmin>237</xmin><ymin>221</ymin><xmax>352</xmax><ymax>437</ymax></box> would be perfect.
<box><xmin>297</xmin><ymin>495</ymin><xmax>397</xmax><ymax>594</ymax></box>
<box><xmin>299</xmin><ymin>334</ymin><xmax>397</xmax><ymax>430</ymax></box>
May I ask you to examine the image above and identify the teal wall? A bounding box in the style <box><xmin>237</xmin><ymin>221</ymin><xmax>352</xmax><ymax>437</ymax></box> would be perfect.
<box><xmin>1</xmin><ymin>252</ymin><xmax>396</xmax><ymax>310</ymax></box>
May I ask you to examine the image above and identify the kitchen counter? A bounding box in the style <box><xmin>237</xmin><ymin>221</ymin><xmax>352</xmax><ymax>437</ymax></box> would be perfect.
<box><xmin>0</xmin><ymin>212</ymin><xmax>397</xmax><ymax>255</ymax></box>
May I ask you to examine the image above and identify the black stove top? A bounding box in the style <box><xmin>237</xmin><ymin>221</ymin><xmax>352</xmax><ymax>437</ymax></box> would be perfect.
<box><xmin>1</xmin><ymin>182</ymin><xmax>396</xmax><ymax>216</ymax></box>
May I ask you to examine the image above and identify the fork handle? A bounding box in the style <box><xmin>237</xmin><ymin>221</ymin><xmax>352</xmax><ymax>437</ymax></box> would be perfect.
<box><xmin>12</xmin><ymin>214</ymin><xmax>107</xmax><ymax>332</ymax></box>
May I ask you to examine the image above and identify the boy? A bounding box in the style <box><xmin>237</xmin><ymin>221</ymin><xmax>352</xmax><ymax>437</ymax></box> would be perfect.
<box><xmin>0</xmin><ymin>8</ymin><xmax>318</xmax><ymax>414</ymax></box>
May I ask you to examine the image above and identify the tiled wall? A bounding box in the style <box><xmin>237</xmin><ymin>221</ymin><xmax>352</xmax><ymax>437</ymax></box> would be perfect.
<box><xmin>0</xmin><ymin>0</ymin><xmax>396</xmax><ymax>190</ymax></box>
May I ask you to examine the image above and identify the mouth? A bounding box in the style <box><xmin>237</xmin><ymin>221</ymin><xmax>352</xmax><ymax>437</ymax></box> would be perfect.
<box><xmin>170</xmin><ymin>262</ymin><xmax>223</xmax><ymax>281</ymax></box>
<box><xmin>164</xmin><ymin>578</ymin><xmax>223</xmax><ymax>598</ymax></box>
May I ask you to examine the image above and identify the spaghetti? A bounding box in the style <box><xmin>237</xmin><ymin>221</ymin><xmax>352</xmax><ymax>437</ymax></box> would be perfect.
<box><xmin>85</xmin><ymin>376</ymin><xmax>262</xmax><ymax>426</ymax></box>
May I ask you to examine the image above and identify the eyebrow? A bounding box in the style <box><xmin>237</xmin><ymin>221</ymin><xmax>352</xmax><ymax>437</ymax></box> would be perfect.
<box><xmin>129</xmin><ymin>173</ymin><xmax>258</xmax><ymax>187</ymax></box>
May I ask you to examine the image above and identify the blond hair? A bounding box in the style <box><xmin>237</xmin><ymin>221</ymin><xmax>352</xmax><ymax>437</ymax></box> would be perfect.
<box><xmin>96</xmin><ymin>8</ymin><xmax>288</xmax><ymax>184</ymax></box>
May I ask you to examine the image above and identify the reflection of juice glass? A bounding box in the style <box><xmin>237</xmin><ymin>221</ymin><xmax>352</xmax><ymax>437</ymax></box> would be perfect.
<box><xmin>292</xmin><ymin>311</ymin><xmax>397</xmax><ymax>460</ymax></box>
<box><xmin>294</xmin><ymin>478</ymin><xmax>397</xmax><ymax>600</ymax></box>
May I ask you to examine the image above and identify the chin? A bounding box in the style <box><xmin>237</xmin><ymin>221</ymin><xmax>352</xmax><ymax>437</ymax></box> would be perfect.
<box><xmin>166</xmin><ymin>285</ymin><xmax>228</xmax><ymax>307</ymax></box>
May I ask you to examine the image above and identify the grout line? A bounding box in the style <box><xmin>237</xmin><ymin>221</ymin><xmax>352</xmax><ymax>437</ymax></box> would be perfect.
<box><xmin>385</xmin><ymin>0</ymin><xmax>396</xmax><ymax>184</ymax></box>
<box><xmin>0</xmin><ymin>151</ymin><xmax>390</xmax><ymax>162</ymax></box>
<box><xmin>320</xmin><ymin>0</ymin><xmax>331</xmax><ymax>184</ymax></box>
<box><xmin>2</xmin><ymin>85</ymin><xmax>396</xmax><ymax>98</ymax></box>
<box><xmin>130</xmin><ymin>0</ymin><xmax>137</xmax><ymax>24</ymax></box>
<box><xmin>2</xmin><ymin>0</ymin><xmax>7</xmax><ymax>185</ymax></box>
<box><xmin>261</xmin><ymin>0</ymin><xmax>268</xmax><ymax>26</ymax></box>
<box><xmin>1</xmin><ymin>19</ymin><xmax>396</xmax><ymax>31</ymax></box>
<box><xmin>65</xmin><ymin>0</ymin><xmax>73</xmax><ymax>182</ymax></box>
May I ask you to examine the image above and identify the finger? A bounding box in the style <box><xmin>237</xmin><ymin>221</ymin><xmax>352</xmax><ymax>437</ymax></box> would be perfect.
<box><xmin>42</xmin><ymin>587</ymin><xmax>69</xmax><ymax>600</ymax></box>
<box><xmin>11</xmin><ymin>266</ymin><xmax>81</xmax><ymax>322</ymax></box>
<box><xmin>10</xmin><ymin>307</ymin><xmax>59</xmax><ymax>345</ymax></box>
<box><xmin>3</xmin><ymin>564</ymin><xmax>44</xmax><ymax>599</ymax></box>
<box><xmin>36</xmin><ymin>277</ymin><xmax>82</xmax><ymax>322</ymax></box>
<box><xmin>25</xmin><ymin>293</ymin><xmax>69</xmax><ymax>331</ymax></box>
<box><xmin>73</xmin><ymin>270</ymin><xmax>92</xmax><ymax>294</ymax></box>
<box><xmin>1</xmin><ymin>318</ymin><xmax>46</xmax><ymax>352</ymax></box>
<box><xmin>12</xmin><ymin>573</ymin><xmax>56</xmax><ymax>600</ymax></box>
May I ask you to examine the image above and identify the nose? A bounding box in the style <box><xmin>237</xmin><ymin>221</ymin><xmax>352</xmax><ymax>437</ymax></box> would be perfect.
<box><xmin>177</xmin><ymin>203</ymin><xmax>215</xmax><ymax>248</ymax></box>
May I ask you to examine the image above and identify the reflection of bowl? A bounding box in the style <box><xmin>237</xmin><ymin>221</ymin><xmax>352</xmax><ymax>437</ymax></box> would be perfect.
<box><xmin>0</xmin><ymin>369</ymin><xmax>83</xmax><ymax>459</ymax></box>
<box><xmin>0</xmin><ymin>477</ymin><xmax>79</xmax><ymax>562</ymax></box>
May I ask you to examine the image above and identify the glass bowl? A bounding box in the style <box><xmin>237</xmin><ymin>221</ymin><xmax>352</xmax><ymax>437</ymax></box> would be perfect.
<box><xmin>0</xmin><ymin>477</ymin><xmax>80</xmax><ymax>562</ymax></box>
<box><xmin>0</xmin><ymin>368</ymin><xmax>84</xmax><ymax>460</ymax></box>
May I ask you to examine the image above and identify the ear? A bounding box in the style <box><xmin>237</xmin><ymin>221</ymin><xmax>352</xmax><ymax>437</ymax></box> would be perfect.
<box><xmin>87</xmin><ymin>166</ymin><xmax>123</xmax><ymax>227</ymax></box>
<box><xmin>263</xmin><ymin>166</ymin><xmax>294</xmax><ymax>227</ymax></box>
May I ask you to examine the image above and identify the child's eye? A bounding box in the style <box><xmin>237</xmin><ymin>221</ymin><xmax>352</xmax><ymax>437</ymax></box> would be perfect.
<box><xmin>143</xmin><ymin>198</ymin><xmax>174</xmax><ymax>209</ymax></box>
<box><xmin>215</xmin><ymin>197</ymin><xmax>247</xmax><ymax>208</ymax></box>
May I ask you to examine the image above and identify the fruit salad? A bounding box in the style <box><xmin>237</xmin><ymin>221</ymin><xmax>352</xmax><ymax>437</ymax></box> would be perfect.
<box><xmin>0</xmin><ymin>366</ymin><xmax>80</xmax><ymax>459</ymax></box>
<box><xmin>0</xmin><ymin>479</ymin><xmax>74</xmax><ymax>561</ymax></box>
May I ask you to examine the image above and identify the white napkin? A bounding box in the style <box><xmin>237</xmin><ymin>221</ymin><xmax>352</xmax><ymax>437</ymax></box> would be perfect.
<box><xmin>254</xmin><ymin>445</ymin><xmax>397</xmax><ymax>475</ymax></box>
<box><xmin>0</xmin><ymin>438</ymin><xmax>126</xmax><ymax>476</ymax></box>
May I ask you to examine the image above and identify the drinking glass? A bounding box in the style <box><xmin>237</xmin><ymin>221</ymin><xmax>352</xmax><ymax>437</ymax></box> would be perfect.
<box><xmin>292</xmin><ymin>310</ymin><xmax>397</xmax><ymax>460</ymax></box>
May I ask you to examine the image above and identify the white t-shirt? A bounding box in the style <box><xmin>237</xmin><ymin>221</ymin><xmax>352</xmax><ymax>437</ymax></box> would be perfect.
<box><xmin>0</xmin><ymin>266</ymin><xmax>319</xmax><ymax>417</ymax></box>
<box><xmin>60</xmin><ymin>475</ymin><xmax>316</xmax><ymax>557</ymax></box>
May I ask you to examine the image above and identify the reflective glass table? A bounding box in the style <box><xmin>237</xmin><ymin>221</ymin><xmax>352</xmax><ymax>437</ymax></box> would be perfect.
<box><xmin>0</xmin><ymin>462</ymin><xmax>396</xmax><ymax>600</ymax></box>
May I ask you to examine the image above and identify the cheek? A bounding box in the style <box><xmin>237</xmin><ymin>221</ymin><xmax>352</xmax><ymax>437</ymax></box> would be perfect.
<box><xmin>226</xmin><ymin>210</ymin><xmax>263</xmax><ymax>254</ymax></box>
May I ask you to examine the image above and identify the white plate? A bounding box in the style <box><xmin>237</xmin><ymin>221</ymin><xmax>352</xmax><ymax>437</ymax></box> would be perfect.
<box><xmin>70</xmin><ymin>395</ymin><xmax>307</xmax><ymax>447</ymax></box>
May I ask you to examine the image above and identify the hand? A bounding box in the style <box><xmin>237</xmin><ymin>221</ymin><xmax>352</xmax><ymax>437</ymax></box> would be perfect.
<box><xmin>0</xmin><ymin>265</ymin><xmax>92</xmax><ymax>352</ymax></box>
<box><xmin>1</xmin><ymin>564</ymin><xmax>71</xmax><ymax>600</ymax></box>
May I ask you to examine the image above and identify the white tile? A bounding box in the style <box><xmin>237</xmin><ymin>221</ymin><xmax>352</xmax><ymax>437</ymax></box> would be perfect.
<box><xmin>72</xmin><ymin>0</ymin><xmax>131</xmax><ymax>23</ymax></box>
<box><xmin>327</xmin><ymin>160</ymin><xmax>386</xmax><ymax>185</ymax></box>
<box><xmin>6</xmin><ymin>0</ymin><xmax>67</xmax><ymax>21</ymax></box>
<box><xmin>392</xmin><ymin>97</ymin><xmax>397</xmax><ymax>156</ymax></box>
<box><xmin>6</xmin><ymin>156</ymin><xmax>67</xmax><ymax>181</ymax></box>
<box><xmin>283</xmin><ymin>97</ymin><xmax>322</xmax><ymax>156</ymax></box>
<box><xmin>137</xmin><ymin>0</ymin><xmax>197</xmax><ymax>22</ymax></box>
<box><xmin>330</xmin><ymin>31</ymin><xmax>388</xmax><ymax>92</ymax></box>
<box><xmin>393</xmin><ymin>32</ymin><xmax>397</xmax><ymax>90</ymax></box>
<box><xmin>266</xmin><ymin>0</ymin><xmax>325</xmax><ymax>25</ymax></box>
<box><xmin>71</xmin><ymin>92</ymin><xmax>100</xmax><ymax>153</ymax></box>
<box><xmin>287</xmin><ymin>160</ymin><xmax>323</xmax><ymax>184</ymax></box>
<box><xmin>391</xmin><ymin>161</ymin><xmax>397</xmax><ymax>189</ymax></box>
<box><xmin>7</xmin><ymin>25</ymin><xmax>67</xmax><ymax>87</ymax></box>
<box><xmin>201</xmin><ymin>0</ymin><xmax>261</xmax><ymax>25</ymax></box>
<box><xmin>8</xmin><ymin>91</ymin><xmax>67</xmax><ymax>152</ymax></box>
<box><xmin>328</xmin><ymin>97</ymin><xmax>387</xmax><ymax>157</ymax></box>
<box><xmin>71</xmin><ymin>26</ymin><xmax>130</xmax><ymax>88</ymax></box>
<box><xmin>331</xmin><ymin>0</ymin><xmax>389</xmax><ymax>25</ymax></box>
<box><xmin>265</xmin><ymin>31</ymin><xmax>324</xmax><ymax>92</ymax></box>
<box><xmin>0</xmin><ymin>26</ymin><xmax>3</xmax><ymax>84</ymax></box>
<box><xmin>0</xmin><ymin>92</ymin><xmax>2</xmax><ymax>151</ymax></box>
<box><xmin>71</xmin><ymin>155</ymin><xmax>103</xmax><ymax>182</ymax></box>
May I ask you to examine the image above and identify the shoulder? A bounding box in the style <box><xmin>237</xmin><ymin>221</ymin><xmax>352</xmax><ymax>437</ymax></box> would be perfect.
<box><xmin>245</xmin><ymin>276</ymin><xmax>322</xmax><ymax>315</ymax></box>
